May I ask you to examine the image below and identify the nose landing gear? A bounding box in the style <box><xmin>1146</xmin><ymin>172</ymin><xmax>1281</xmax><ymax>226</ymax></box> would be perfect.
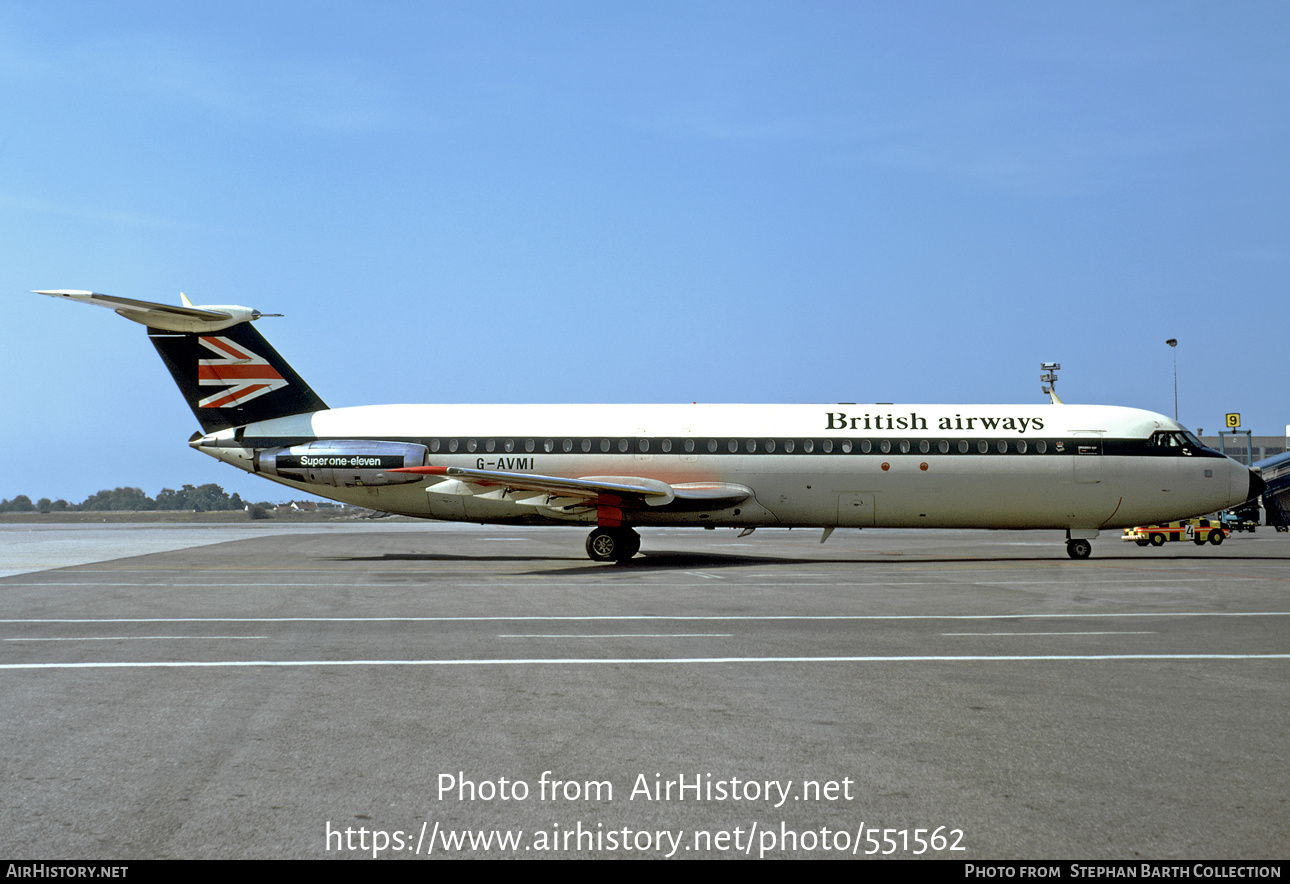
<box><xmin>1065</xmin><ymin>538</ymin><xmax>1092</xmax><ymax>559</ymax></box>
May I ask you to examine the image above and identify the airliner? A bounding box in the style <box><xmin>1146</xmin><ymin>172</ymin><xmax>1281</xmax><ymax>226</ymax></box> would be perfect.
<box><xmin>37</xmin><ymin>290</ymin><xmax>1265</xmax><ymax>562</ymax></box>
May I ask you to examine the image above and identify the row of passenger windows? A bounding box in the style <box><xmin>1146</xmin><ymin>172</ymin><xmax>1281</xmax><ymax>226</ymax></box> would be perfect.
<box><xmin>425</xmin><ymin>437</ymin><xmax>1062</xmax><ymax>455</ymax></box>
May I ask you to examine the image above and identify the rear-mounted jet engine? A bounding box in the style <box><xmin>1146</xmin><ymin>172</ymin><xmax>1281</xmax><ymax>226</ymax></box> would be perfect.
<box><xmin>255</xmin><ymin>440</ymin><xmax>429</xmax><ymax>487</ymax></box>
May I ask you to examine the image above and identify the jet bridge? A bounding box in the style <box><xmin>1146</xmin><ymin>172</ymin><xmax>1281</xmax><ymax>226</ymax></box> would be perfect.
<box><xmin>1252</xmin><ymin>450</ymin><xmax>1290</xmax><ymax>530</ymax></box>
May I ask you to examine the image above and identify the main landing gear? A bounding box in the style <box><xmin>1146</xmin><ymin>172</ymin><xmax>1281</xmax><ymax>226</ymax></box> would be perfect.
<box><xmin>586</xmin><ymin>526</ymin><xmax>641</xmax><ymax>563</ymax></box>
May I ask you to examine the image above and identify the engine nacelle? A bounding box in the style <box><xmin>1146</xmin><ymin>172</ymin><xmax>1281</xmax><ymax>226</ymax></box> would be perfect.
<box><xmin>255</xmin><ymin>440</ymin><xmax>429</xmax><ymax>487</ymax></box>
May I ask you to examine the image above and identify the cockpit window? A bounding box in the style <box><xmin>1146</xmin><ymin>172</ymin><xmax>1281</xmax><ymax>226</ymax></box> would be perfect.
<box><xmin>1150</xmin><ymin>431</ymin><xmax>1197</xmax><ymax>450</ymax></box>
<box><xmin>1148</xmin><ymin>430</ymin><xmax>1213</xmax><ymax>454</ymax></box>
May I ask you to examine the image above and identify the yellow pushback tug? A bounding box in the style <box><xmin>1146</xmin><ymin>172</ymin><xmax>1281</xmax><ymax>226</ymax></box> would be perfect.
<box><xmin>1122</xmin><ymin>518</ymin><xmax>1227</xmax><ymax>547</ymax></box>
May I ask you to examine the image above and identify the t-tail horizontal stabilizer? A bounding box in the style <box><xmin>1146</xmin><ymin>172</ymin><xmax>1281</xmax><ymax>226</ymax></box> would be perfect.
<box><xmin>38</xmin><ymin>289</ymin><xmax>326</xmax><ymax>433</ymax></box>
<box><xmin>34</xmin><ymin>289</ymin><xmax>280</xmax><ymax>333</ymax></box>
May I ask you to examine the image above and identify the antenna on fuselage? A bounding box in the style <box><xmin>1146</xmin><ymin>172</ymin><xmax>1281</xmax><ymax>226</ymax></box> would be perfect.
<box><xmin>1041</xmin><ymin>363</ymin><xmax>1063</xmax><ymax>405</ymax></box>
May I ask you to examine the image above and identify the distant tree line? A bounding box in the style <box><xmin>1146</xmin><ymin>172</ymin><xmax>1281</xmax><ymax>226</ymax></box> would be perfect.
<box><xmin>0</xmin><ymin>484</ymin><xmax>263</xmax><ymax>513</ymax></box>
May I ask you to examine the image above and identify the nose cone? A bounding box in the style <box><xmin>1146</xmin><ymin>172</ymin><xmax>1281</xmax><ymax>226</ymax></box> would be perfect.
<box><xmin>1248</xmin><ymin>469</ymin><xmax>1268</xmax><ymax>502</ymax></box>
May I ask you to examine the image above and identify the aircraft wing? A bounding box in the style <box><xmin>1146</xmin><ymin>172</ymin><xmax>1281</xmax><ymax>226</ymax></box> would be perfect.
<box><xmin>393</xmin><ymin>466</ymin><xmax>751</xmax><ymax>510</ymax></box>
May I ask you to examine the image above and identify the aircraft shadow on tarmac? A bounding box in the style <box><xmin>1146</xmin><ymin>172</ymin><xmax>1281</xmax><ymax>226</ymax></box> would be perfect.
<box><xmin>329</xmin><ymin>549</ymin><xmax>822</xmax><ymax>571</ymax></box>
<box><xmin>324</xmin><ymin>546</ymin><xmax>1276</xmax><ymax>578</ymax></box>
<box><xmin>322</xmin><ymin>548</ymin><xmax>1155</xmax><ymax>574</ymax></box>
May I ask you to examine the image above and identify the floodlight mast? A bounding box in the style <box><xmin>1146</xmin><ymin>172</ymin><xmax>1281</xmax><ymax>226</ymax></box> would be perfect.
<box><xmin>1040</xmin><ymin>363</ymin><xmax>1062</xmax><ymax>405</ymax></box>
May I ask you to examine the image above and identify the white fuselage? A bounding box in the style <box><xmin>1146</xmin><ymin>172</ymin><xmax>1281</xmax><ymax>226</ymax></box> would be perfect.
<box><xmin>194</xmin><ymin>402</ymin><xmax>1256</xmax><ymax>534</ymax></box>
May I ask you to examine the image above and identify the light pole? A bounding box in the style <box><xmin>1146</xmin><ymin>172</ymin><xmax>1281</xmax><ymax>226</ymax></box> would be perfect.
<box><xmin>1166</xmin><ymin>339</ymin><xmax>1178</xmax><ymax>420</ymax></box>
<box><xmin>1040</xmin><ymin>362</ymin><xmax>1061</xmax><ymax>404</ymax></box>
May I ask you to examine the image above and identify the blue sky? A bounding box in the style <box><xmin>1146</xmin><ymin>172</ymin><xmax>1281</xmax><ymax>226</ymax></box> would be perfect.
<box><xmin>4</xmin><ymin>1</ymin><xmax>1288</xmax><ymax>503</ymax></box>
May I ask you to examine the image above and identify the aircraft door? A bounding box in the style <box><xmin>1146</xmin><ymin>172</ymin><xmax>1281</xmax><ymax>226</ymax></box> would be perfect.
<box><xmin>1073</xmin><ymin>432</ymin><xmax>1103</xmax><ymax>484</ymax></box>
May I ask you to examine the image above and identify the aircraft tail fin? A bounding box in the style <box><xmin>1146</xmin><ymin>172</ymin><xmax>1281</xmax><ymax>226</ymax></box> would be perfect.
<box><xmin>38</xmin><ymin>290</ymin><xmax>327</xmax><ymax>433</ymax></box>
<box><xmin>149</xmin><ymin>322</ymin><xmax>328</xmax><ymax>433</ymax></box>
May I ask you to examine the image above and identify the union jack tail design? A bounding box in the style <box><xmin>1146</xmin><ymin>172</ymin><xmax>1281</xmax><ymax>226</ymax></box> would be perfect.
<box><xmin>197</xmin><ymin>335</ymin><xmax>288</xmax><ymax>408</ymax></box>
<box><xmin>149</xmin><ymin>321</ymin><xmax>327</xmax><ymax>432</ymax></box>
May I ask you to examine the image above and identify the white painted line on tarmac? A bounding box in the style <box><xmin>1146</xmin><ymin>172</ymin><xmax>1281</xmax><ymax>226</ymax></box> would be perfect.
<box><xmin>2</xmin><ymin>653</ymin><xmax>1288</xmax><ymax>670</ymax></box>
<box><xmin>2</xmin><ymin>612</ymin><xmax>1286</xmax><ymax>624</ymax></box>
<box><xmin>3</xmin><ymin>578</ymin><xmax>1222</xmax><ymax>587</ymax></box>
<box><xmin>2</xmin><ymin>582</ymin><xmax>419</xmax><ymax>587</ymax></box>
<box><xmin>942</xmin><ymin>631</ymin><xmax>1156</xmax><ymax>636</ymax></box>
<box><xmin>458</xmin><ymin>579</ymin><xmax>1221</xmax><ymax>588</ymax></box>
<box><xmin>5</xmin><ymin>635</ymin><xmax>267</xmax><ymax>642</ymax></box>
<box><xmin>497</xmin><ymin>633</ymin><xmax>733</xmax><ymax>639</ymax></box>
